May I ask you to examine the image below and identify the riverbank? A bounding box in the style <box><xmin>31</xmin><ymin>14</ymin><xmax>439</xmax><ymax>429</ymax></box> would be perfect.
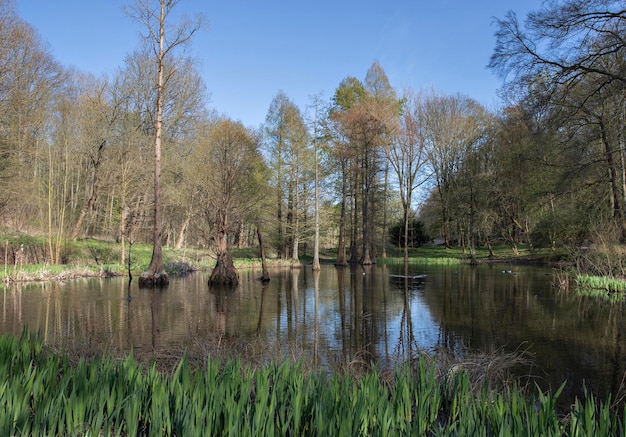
<box><xmin>1</xmin><ymin>234</ymin><xmax>568</xmax><ymax>284</ymax></box>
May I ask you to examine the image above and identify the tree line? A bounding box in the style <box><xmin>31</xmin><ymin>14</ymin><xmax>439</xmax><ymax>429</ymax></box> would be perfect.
<box><xmin>1</xmin><ymin>0</ymin><xmax>625</xmax><ymax>280</ymax></box>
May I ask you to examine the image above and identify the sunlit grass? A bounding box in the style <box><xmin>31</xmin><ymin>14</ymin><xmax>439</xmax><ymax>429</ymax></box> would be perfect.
<box><xmin>380</xmin><ymin>257</ymin><xmax>462</xmax><ymax>265</ymax></box>
<box><xmin>0</xmin><ymin>232</ymin><xmax>568</xmax><ymax>283</ymax></box>
<box><xmin>1</xmin><ymin>331</ymin><xmax>623</xmax><ymax>436</ymax></box>
<box><xmin>0</xmin><ymin>263</ymin><xmax>109</xmax><ymax>283</ymax></box>
<box><xmin>575</xmin><ymin>274</ymin><xmax>626</xmax><ymax>302</ymax></box>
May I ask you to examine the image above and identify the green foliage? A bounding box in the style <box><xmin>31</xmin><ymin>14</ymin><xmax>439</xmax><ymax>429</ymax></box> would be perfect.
<box><xmin>0</xmin><ymin>332</ymin><xmax>624</xmax><ymax>436</ymax></box>
<box><xmin>531</xmin><ymin>208</ymin><xmax>590</xmax><ymax>249</ymax></box>
<box><xmin>576</xmin><ymin>275</ymin><xmax>626</xmax><ymax>293</ymax></box>
<box><xmin>389</xmin><ymin>217</ymin><xmax>431</xmax><ymax>248</ymax></box>
<box><xmin>332</xmin><ymin>76</ymin><xmax>366</xmax><ymax>110</ymax></box>
<box><xmin>383</xmin><ymin>243</ymin><xmax>542</xmax><ymax>264</ymax></box>
<box><xmin>84</xmin><ymin>238</ymin><xmax>117</xmax><ymax>265</ymax></box>
<box><xmin>575</xmin><ymin>274</ymin><xmax>626</xmax><ymax>302</ymax></box>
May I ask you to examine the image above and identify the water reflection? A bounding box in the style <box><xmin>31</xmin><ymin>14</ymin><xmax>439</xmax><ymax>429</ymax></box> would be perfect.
<box><xmin>1</xmin><ymin>264</ymin><xmax>625</xmax><ymax>405</ymax></box>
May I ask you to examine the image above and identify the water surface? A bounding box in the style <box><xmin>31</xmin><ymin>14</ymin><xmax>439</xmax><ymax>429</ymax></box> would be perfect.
<box><xmin>1</xmin><ymin>263</ymin><xmax>624</xmax><ymax>405</ymax></box>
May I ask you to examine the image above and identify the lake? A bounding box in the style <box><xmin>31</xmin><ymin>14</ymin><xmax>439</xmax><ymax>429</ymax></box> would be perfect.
<box><xmin>1</xmin><ymin>263</ymin><xmax>624</xmax><ymax>406</ymax></box>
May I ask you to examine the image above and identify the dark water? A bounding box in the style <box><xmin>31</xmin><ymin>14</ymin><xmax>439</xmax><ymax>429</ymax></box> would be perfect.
<box><xmin>1</xmin><ymin>263</ymin><xmax>624</xmax><ymax>405</ymax></box>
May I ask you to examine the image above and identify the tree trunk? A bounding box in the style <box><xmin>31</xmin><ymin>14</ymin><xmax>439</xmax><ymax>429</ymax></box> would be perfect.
<box><xmin>469</xmin><ymin>186</ymin><xmax>476</xmax><ymax>264</ymax></box>
<box><xmin>360</xmin><ymin>152</ymin><xmax>374</xmax><ymax>266</ymax></box>
<box><xmin>208</xmin><ymin>251</ymin><xmax>239</xmax><ymax>286</ymax></box>
<box><xmin>257</xmin><ymin>227</ymin><xmax>270</xmax><ymax>282</ymax></box>
<box><xmin>335</xmin><ymin>160</ymin><xmax>348</xmax><ymax>266</ymax></box>
<box><xmin>277</xmin><ymin>194</ymin><xmax>284</xmax><ymax>259</ymax></box>
<box><xmin>70</xmin><ymin>139</ymin><xmax>106</xmax><ymax>241</ymax></box>
<box><xmin>291</xmin><ymin>170</ymin><xmax>301</xmax><ymax>267</ymax></box>
<box><xmin>349</xmin><ymin>169</ymin><xmax>360</xmax><ymax>264</ymax></box>
<box><xmin>209</xmin><ymin>212</ymin><xmax>239</xmax><ymax>286</ymax></box>
<box><xmin>600</xmin><ymin>119</ymin><xmax>626</xmax><ymax>241</ymax></box>
<box><xmin>175</xmin><ymin>209</ymin><xmax>191</xmax><ymax>249</ymax></box>
<box><xmin>381</xmin><ymin>159</ymin><xmax>388</xmax><ymax>259</ymax></box>
<box><xmin>70</xmin><ymin>192</ymin><xmax>96</xmax><ymax>242</ymax></box>
<box><xmin>403</xmin><ymin>204</ymin><xmax>410</xmax><ymax>264</ymax></box>
<box><xmin>139</xmin><ymin>0</ymin><xmax>169</xmax><ymax>288</ymax></box>
<box><xmin>312</xmin><ymin>140</ymin><xmax>320</xmax><ymax>271</ymax></box>
<box><xmin>209</xmin><ymin>232</ymin><xmax>239</xmax><ymax>287</ymax></box>
<box><xmin>120</xmin><ymin>205</ymin><xmax>128</xmax><ymax>265</ymax></box>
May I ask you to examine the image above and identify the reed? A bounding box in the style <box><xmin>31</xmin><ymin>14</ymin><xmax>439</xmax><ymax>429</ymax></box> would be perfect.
<box><xmin>0</xmin><ymin>264</ymin><xmax>112</xmax><ymax>284</ymax></box>
<box><xmin>1</xmin><ymin>331</ymin><xmax>624</xmax><ymax>436</ymax></box>
<box><xmin>576</xmin><ymin>274</ymin><xmax>626</xmax><ymax>302</ymax></box>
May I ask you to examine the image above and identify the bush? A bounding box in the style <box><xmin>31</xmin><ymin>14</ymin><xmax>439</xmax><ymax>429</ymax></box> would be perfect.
<box><xmin>389</xmin><ymin>217</ymin><xmax>430</xmax><ymax>248</ymax></box>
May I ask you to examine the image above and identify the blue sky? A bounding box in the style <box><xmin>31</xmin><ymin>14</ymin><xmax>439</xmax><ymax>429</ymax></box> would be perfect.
<box><xmin>17</xmin><ymin>0</ymin><xmax>543</xmax><ymax>128</ymax></box>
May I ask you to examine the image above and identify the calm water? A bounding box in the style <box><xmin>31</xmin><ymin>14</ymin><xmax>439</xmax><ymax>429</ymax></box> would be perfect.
<box><xmin>1</xmin><ymin>263</ymin><xmax>624</xmax><ymax>404</ymax></box>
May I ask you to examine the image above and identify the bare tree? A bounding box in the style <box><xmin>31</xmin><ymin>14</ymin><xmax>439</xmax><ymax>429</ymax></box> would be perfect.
<box><xmin>0</xmin><ymin>1</ymin><xmax>63</xmax><ymax>237</ymax></box>
<box><xmin>489</xmin><ymin>0</ymin><xmax>626</xmax><ymax>93</ymax></box>
<box><xmin>489</xmin><ymin>0</ymin><xmax>626</xmax><ymax>239</ymax></box>
<box><xmin>422</xmin><ymin>92</ymin><xmax>486</xmax><ymax>249</ymax></box>
<box><xmin>125</xmin><ymin>0</ymin><xmax>206</xmax><ymax>287</ymax></box>
<box><xmin>389</xmin><ymin>89</ymin><xmax>430</xmax><ymax>263</ymax></box>
<box><xmin>69</xmin><ymin>76</ymin><xmax>122</xmax><ymax>241</ymax></box>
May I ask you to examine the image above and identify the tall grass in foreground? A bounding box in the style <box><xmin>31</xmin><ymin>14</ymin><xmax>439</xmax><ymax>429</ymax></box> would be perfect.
<box><xmin>1</xmin><ymin>331</ymin><xmax>624</xmax><ymax>436</ymax></box>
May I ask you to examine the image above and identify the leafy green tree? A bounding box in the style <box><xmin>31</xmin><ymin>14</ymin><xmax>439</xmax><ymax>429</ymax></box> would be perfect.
<box><xmin>389</xmin><ymin>215</ymin><xmax>430</xmax><ymax>248</ymax></box>
<box><xmin>263</xmin><ymin>91</ymin><xmax>310</xmax><ymax>264</ymax></box>
<box><xmin>192</xmin><ymin>118</ymin><xmax>265</xmax><ymax>286</ymax></box>
<box><xmin>327</xmin><ymin>76</ymin><xmax>365</xmax><ymax>265</ymax></box>
<box><xmin>364</xmin><ymin>61</ymin><xmax>398</xmax><ymax>259</ymax></box>
<box><xmin>329</xmin><ymin>65</ymin><xmax>393</xmax><ymax>265</ymax></box>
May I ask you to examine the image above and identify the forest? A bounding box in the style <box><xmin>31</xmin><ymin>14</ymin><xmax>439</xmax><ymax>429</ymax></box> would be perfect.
<box><xmin>1</xmin><ymin>0</ymin><xmax>625</xmax><ymax>284</ymax></box>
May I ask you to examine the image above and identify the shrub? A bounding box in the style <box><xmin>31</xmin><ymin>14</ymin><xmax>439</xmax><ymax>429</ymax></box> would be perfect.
<box><xmin>389</xmin><ymin>217</ymin><xmax>430</xmax><ymax>248</ymax></box>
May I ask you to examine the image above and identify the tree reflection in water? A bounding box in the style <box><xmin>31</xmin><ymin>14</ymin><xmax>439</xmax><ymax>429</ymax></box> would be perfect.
<box><xmin>0</xmin><ymin>263</ymin><xmax>625</xmax><ymax>406</ymax></box>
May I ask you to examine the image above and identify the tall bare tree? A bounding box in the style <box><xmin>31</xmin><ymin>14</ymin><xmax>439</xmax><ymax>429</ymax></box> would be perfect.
<box><xmin>0</xmin><ymin>1</ymin><xmax>63</xmax><ymax>236</ymax></box>
<box><xmin>422</xmin><ymin>92</ymin><xmax>485</xmax><ymax>249</ymax></box>
<box><xmin>389</xmin><ymin>89</ymin><xmax>430</xmax><ymax>263</ymax></box>
<box><xmin>126</xmin><ymin>0</ymin><xmax>206</xmax><ymax>286</ymax></box>
<box><xmin>69</xmin><ymin>76</ymin><xmax>121</xmax><ymax>241</ymax></box>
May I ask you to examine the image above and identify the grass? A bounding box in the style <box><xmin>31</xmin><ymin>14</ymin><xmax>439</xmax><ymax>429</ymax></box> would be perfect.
<box><xmin>1</xmin><ymin>330</ymin><xmax>624</xmax><ymax>436</ymax></box>
<box><xmin>575</xmin><ymin>274</ymin><xmax>626</xmax><ymax>302</ymax></box>
<box><xmin>380</xmin><ymin>256</ymin><xmax>462</xmax><ymax>266</ymax></box>
<box><xmin>1</xmin><ymin>264</ymin><xmax>108</xmax><ymax>282</ymax></box>
<box><xmin>382</xmin><ymin>243</ymin><xmax>564</xmax><ymax>264</ymax></box>
<box><xmin>0</xmin><ymin>231</ymin><xmax>568</xmax><ymax>284</ymax></box>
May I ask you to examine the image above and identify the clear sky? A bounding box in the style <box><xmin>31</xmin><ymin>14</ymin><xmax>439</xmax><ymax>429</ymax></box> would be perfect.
<box><xmin>17</xmin><ymin>0</ymin><xmax>543</xmax><ymax>128</ymax></box>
